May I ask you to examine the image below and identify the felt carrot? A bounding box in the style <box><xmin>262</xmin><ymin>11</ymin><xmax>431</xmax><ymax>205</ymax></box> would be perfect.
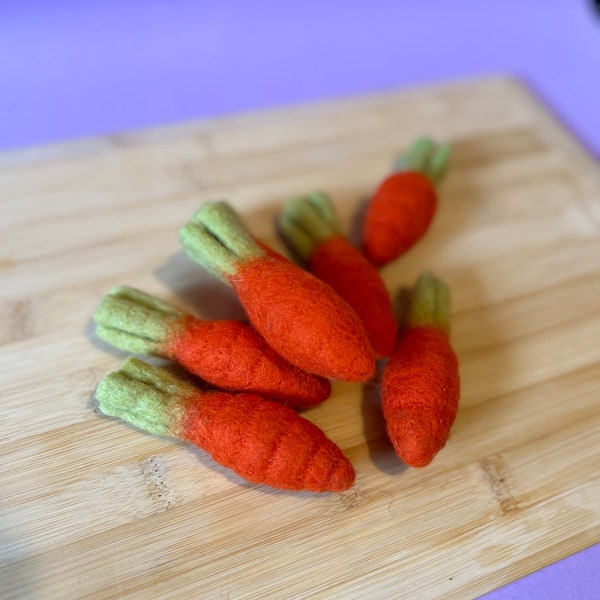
<box><xmin>381</xmin><ymin>272</ymin><xmax>460</xmax><ymax>467</ymax></box>
<box><xmin>363</xmin><ymin>137</ymin><xmax>451</xmax><ymax>267</ymax></box>
<box><xmin>278</xmin><ymin>192</ymin><xmax>397</xmax><ymax>358</ymax></box>
<box><xmin>96</xmin><ymin>357</ymin><xmax>355</xmax><ymax>492</ymax></box>
<box><xmin>179</xmin><ymin>201</ymin><xmax>376</xmax><ymax>382</ymax></box>
<box><xmin>93</xmin><ymin>286</ymin><xmax>331</xmax><ymax>408</ymax></box>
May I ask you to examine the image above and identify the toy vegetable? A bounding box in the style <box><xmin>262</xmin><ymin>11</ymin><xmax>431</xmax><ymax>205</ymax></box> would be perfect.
<box><xmin>278</xmin><ymin>192</ymin><xmax>397</xmax><ymax>358</ymax></box>
<box><xmin>96</xmin><ymin>357</ymin><xmax>355</xmax><ymax>492</ymax></box>
<box><xmin>93</xmin><ymin>286</ymin><xmax>331</xmax><ymax>409</ymax></box>
<box><xmin>179</xmin><ymin>201</ymin><xmax>376</xmax><ymax>382</ymax></box>
<box><xmin>363</xmin><ymin>137</ymin><xmax>451</xmax><ymax>267</ymax></box>
<box><xmin>381</xmin><ymin>272</ymin><xmax>460</xmax><ymax>467</ymax></box>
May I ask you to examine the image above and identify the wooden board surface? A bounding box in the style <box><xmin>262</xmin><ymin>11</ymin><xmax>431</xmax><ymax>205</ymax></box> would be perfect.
<box><xmin>1</xmin><ymin>77</ymin><xmax>599</xmax><ymax>599</ymax></box>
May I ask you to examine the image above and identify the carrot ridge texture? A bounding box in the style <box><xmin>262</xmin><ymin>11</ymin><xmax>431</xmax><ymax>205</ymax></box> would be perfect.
<box><xmin>179</xmin><ymin>201</ymin><xmax>376</xmax><ymax>382</ymax></box>
<box><xmin>93</xmin><ymin>286</ymin><xmax>331</xmax><ymax>408</ymax></box>
<box><xmin>363</xmin><ymin>137</ymin><xmax>451</xmax><ymax>268</ymax></box>
<box><xmin>381</xmin><ymin>272</ymin><xmax>460</xmax><ymax>467</ymax></box>
<box><xmin>279</xmin><ymin>192</ymin><xmax>397</xmax><ymax>357</ymax></box>
<box><xmin>96</xmin><ymin>358</ymin><xmax>355</xmax><ymax>492</ymax></box>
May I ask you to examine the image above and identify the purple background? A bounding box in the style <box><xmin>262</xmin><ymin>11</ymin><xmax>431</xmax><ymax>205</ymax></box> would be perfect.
<box><xmin>2</xmin><ymin>1</ymin><xmax>600</xmax><ymax>157</ymax></box>
<box><xmin>2</xmin><ymin>1</ymin><xmax>599</xmax><ymax>597</ymax></box>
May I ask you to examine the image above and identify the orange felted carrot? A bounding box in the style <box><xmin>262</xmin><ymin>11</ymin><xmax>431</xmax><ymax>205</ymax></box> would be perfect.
<box><xmin>278</xmin><ymin>192</ymin><xmax>397</xmax><ymax>358</ymax></box>
<box><xmin>381</xmin><ymin>272</ymin><xmax>460</xmax><ymax>467</ymax></box>
<box><xmin>93</xmin><ymin>286</ymin><xmax>331</xmax><ymax>408</ymax></box>
<box><xmin>363</xmin><ymin>137</ymin><xmax>451</xmax><ymax>267</ymax></box>
<box><xmin>180</xmin><ymin>201</ymin><xmax>376</xmax><ymax>382</ymax></box>
<box><xmin>96</xmin><ymin>357</ymin><xmax>355</xmax><ymax>492</ymax></box>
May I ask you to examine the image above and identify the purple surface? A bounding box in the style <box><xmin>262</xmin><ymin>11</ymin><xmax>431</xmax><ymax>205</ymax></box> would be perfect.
<box><xmin>2</xmin><ymin>2</ymin><xmax>599</xmax><ymax>597</ymax></box>
<box><xmin>481</xmin><ymin>544</ymin><xmax>600</xmax><ymax>600</ymax></box>
<box><xmin>2</xmin><ymin>1</ymin><xmax>600</xmax><ymax>156</ymax></box>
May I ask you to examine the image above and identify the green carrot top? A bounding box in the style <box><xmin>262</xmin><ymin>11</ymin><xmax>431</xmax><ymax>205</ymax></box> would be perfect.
<box><xmin>96</xmin><ymin>357</ymin><xmax>195</xmax><ymax>437</ymax></box>
<box><xmin>278</xmin><ymin>192</ymin><xmax>341</xmax><ymax>261</ymax></box>
<box><xmin>179</xmin><ymin>201</ymin><xmax>266</xmax><ymax>280</ymax></box>
<box><xmin>402</xmin><ymin>271</ymin><xmax>452</xmax><ymax>335</ymax></box>
<box><xmin>94</xmin><ymin>286</ymin><xmax>185</xmax><ymax>355</ymax></box>
<box><xmin>394</xmin><ymin>137</ymin><xmax>451</xmax><ymax>186</ymax></box>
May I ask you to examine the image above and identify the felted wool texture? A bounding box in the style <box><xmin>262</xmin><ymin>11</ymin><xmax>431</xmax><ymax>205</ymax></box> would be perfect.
<box><xmin>309</xmin><ymin>235</ymin><xmax>398</xmax><ymax>358</ymax></box>
<box><xmin>96</xmin><ymin>357</ymin><xmax>196</xmax><ymax>437</ymax></box>
<box><xmin>95</xmin><ymin>286</ymin><xmax>330</xmax><ymax>408</ymax></box>
<box><xmin>168</xmin><ymin>316</ymin><xmax>332</xmax><ymax>408</ymax></box>
<box><xmin>381</xmin><ymin>326</ymin><xmax>460</xmax><ymax>468</ymax></box>
<box><xmin>406</xmin><ymin>271</ymin><xmax>451</xmax><ymax>335</ymax></box>
<box><xmin>229</xmin><ymin>256</ymin><xmax>376</xmax><ymax>382</ymax></box>
<box><xmin>279</xmin><ymin>192</ymin><xmax>397</xmax><ymax>357</ymax></box>
<box><xmin>180</xmin><ymin>200</ymin><xmax>375</xmax><ymax>381</ymax></box>
<box><xmin>182</xmin><ymin>391</ymin><xmax>355</xmax><ymax>492</ymax></box>
<box><xmin>179</xmin><ymin>200</ymin><xmax>265</xmax><ymax>280</ymax></box>
<box><xmin>278</xmin><ymin>192</ymin><xmax>339</xmax><ymax>261</ymax></box>
<box><xmin>97</xmin><ymin>358</ymin><xmax>354</xmax><ymax>493</ymax></box>
<box><xmin>363</xmin><ymin>171</ymin><xmax>437</xmax><ymax>268</ymax></box>
<box><xmin>94</xmin><ymin>286</ymin><xmax>184</xmax><ymax>356</ymax></box>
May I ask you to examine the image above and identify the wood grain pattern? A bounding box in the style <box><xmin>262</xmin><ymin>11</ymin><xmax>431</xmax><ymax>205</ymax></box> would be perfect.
<box><xmin>1</xmin><ymin>77</ymin><xmax>599</xmax><ymax>599</ymax></box>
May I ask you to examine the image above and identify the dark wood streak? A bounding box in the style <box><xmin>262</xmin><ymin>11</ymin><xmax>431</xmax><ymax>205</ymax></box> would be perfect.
<box><xmin>480</xmin><ymin>455</ymin><xmax>519</xmax><ymax>515</ymax></box>
<box><xmin>1</xmin><ymin>299</ymin><xmax>34</xmax><ymax>344</ymax></box>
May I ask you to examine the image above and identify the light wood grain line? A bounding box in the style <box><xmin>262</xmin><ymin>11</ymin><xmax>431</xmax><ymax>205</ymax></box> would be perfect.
<box><xmin>0</xmin><ymin>123</ymin><xmax>557</xmax><ymax>240</ymax></box>
<box><xmin>451</xmin><ymin>271</ymin><xmax>600</xmax><ymax>353</ymax></box>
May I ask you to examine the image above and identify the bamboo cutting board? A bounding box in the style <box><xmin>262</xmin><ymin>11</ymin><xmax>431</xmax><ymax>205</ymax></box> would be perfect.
<box><xmin>1</xmin><ymin>77</ymin><xmax>599</xmax><ymax>600</ymax></box>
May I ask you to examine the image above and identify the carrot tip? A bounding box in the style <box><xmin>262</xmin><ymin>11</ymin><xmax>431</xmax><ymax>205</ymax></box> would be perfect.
<box><xmin>326</xmin><ymin>461</ymin><xmax>356</xmax><ymax>492</ymax></box>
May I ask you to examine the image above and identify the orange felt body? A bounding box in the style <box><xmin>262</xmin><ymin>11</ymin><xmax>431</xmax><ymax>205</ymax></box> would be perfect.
<box><xmin>180</xmin><ymin>391</ymin><xmax>355</xmax><ymax>492</ymax></box>
<box><xmin>309</xmin><ymin>235</ymin><xmax>397</xmax><ymax>358</ymax></box>
<box><xmin>228</xmin><ymin>256</ymin><xmax>376</xmax><ymax>382</ymax></box>
<box><xmin>167</xmin><ymin>317</ymin><xmax>331</xmax><ymax>408</ymax></box>
<box><xmin>381</xmin><ymin>326</ymin><xmax>460</xmax><ymax>467</ymax></box>
<box><xmin>363</xmin><ymin>171</ymin><xmax>437</xmax><ymax>267</ymax></box>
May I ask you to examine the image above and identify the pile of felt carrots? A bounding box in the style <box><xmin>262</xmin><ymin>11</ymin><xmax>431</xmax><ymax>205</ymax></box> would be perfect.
<box><xmin>93</xmin><ymin>136</ymin><xmax>460</xmax><ymax>494</ymax></box>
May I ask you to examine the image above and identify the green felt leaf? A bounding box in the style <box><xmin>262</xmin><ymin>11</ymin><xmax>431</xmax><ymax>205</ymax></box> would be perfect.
<box><xmin>96</xmin><ymin>358</ymin><xmax>195</xmax><ymax>437</ymax></box>
<box><xmin>394</xmin><ymin>137</ymin><xmax>451</xmax><ymax>186</ymax></box>
<box><xmin>404</xmin><ymin>271</ymin><xmax>451</xmax><ymax>334</ymax></box>
<box><xmin>426</xmin><ymin>142</ymin><xmax>451</xmax><ymax>185</ymax></box>
<box><xmin>278</xmin><ymin>191</ymin><xmax>341</xmax><ymax>260</ymax></box>
<box><xmin>180</xmin><ymin>201</ymin><xmax>264</xmax><ymax>280</ymax></box>
<box><xmin>93</xmin><ymin>286</ymin><xmax>184</xmax><ymax>355</ymax></box>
